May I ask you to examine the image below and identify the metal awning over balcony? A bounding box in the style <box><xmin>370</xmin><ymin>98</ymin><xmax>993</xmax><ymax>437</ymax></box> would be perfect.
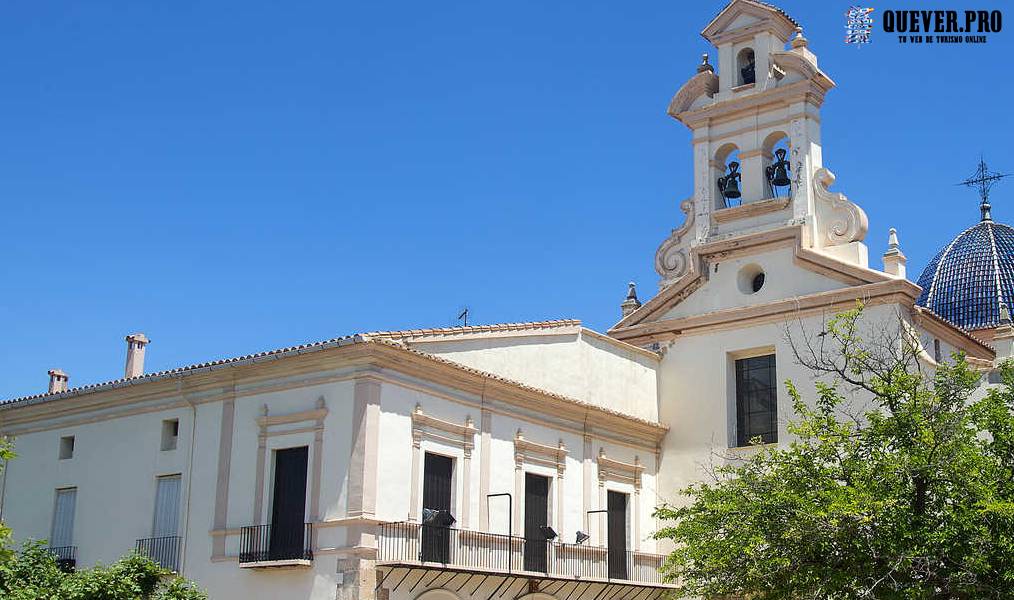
<box><xmin>376</xmin><ymin>522</ymin><xmax>673</xmax><ymax>600</ymax></box>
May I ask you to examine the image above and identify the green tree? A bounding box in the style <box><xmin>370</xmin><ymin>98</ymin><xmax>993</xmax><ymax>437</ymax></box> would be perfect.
<box><xmin>0</xmin><ymin>439</ymin><xmax>207</xmax><ymax>600</ymax></box>
<box><xmin>653</xmin><ymin>304</ymin><xmax>1014</xmax><ymax>599</ymax></box>
<box><xmin>0</xmin><ymin>541</ymin><xmax>206</xmax><ymax>600</ymax></box>
<box><xmin>0</xmin><ymin>437</ymin><xmax>16</xmax><ymax>564</ymax></box>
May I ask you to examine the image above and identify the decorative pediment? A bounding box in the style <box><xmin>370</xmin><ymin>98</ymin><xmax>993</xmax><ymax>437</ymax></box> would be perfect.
<box><xmin>701</xmin><ymin>0</ymin><xmax>798</xmax><ymax>44</ymax></box>
<box><xmin>412</xmin><ymin>404</ymin><xmax>477</xmax><ymax>455</ymax></box>
<box><xmin>813</xmin><ymin>168</ymin><xmax>868</xmax><ymax>247</ymax></box>
<box><xmin>769</xmin><ymin>50</ymin><xmax>835</xmax><ymax>91</ymax></box>
<box><xmin>597</xmin><ymin>448</ymin><xmax>644</xmax><ymax>490</ymax></box>
<box><xmin>654</xmin><ymin>198</ymin><xmax>697</xmax><ymax>288</ymax></box>
<box><xmin>514</xmin><ymin>429</ymin><xmax>567</xmax><ymax>474</ymax></box>
<box><xmin>667</xmin><ymin>70</ymin><xmax>719</xmax><ymax>118</ymax></box>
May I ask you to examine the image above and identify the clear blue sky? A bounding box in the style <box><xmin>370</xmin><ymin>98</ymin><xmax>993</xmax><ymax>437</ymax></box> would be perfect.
<box><xmin>1</xmin><ymin>1</ymin><xmax>1010</xmax><ymax>399</ymax></box>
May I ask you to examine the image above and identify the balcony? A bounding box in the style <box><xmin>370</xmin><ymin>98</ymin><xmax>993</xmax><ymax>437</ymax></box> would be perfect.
<box><xmin>48</xmin><ymin>545</ymin><xmax>77</xmax><ymax>572</ymax></box>
<box><xmin>136</xmin><ymin>535</ymin><xmax>181</xmax><ymax>572</ymax></box>
<box><xmin>238</xmin><ymin>523</ymin><xmax>313</xmax><ymax>568</ymax></box>
<box><xmin>377</xmin><ymin>522</ymin><xmax>672</xmax><ymax>598</ymax></box>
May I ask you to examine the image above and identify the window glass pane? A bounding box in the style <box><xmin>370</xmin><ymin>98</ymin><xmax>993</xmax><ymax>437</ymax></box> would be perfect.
<box><xmin>735</xmin><ymin>354</ymin><xmax>778</xmax><ymax>446</ymax></box>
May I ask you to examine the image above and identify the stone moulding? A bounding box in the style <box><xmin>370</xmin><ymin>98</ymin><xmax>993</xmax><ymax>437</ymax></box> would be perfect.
<box><xmin>666</xmin><ymin>70</ymin><xmax>719</xmax><ymax>118</ymax></box>
<box><xmin>712</xmin><ymin>196</ymin><xmax>790</xmax><ymax>224</ymax></box>
<box><xmin>597</xmin><ymin>448</ymin><xmax>644</xmax><ymax>489</ymax></box>
<box><xmin>813</xmin><ymin>167</ymin><xmax>868</xmax><ymax>247</ymax></box>
<box><xmin>411</xmin><ymin>403</ymin><xmax>476</xmax><ymax>453</ymax></box>
<box><xmin>654</xmin><ymin>198</ymin><xmax>696</xmax><ymax>288</ymax></box>
<box><xmin>514</xmin><ymin>429</ymin><xmax>567</xmax><ymax>473</ymax></box>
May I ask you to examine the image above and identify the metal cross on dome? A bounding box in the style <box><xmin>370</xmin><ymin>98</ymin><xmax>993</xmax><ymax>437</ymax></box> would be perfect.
<box><xmin>957</xmin><ymin>157</ymin><xmax>1009</xmax><ymax>221</ymax></box>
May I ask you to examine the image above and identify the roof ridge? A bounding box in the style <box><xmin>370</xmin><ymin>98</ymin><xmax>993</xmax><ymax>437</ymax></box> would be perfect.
<box><xmin>1</xmin><ymin>333</ymin><xmax>664</xmax><ymax>431</ymax></box>
<box><xmin>363</xmin><ymin>319</ymin><xmax>582</xmax><ymax>339</ymax></box>
<box><xmin>1</xmin><ymin>318</ymin><xmax>583</xmax><ymax>406</ymax></box>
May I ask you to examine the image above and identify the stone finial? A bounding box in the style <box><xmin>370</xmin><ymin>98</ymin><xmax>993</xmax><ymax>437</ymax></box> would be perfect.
<box><xmin>47</xmin><ymin>369</ymin><xmax>69</xmax><ymax>394</ymax></box>
<box><xmin>696</xmin><ymin>53</ymin><xmax>713</xmax><ymax>73</ymax></box>
<box><xmin>882</xmin><ymin>228</ymin><xmax>907</xmax><ymax>278</ymax></box>
<box><xmin>621</xmin><ymin>282</ymin><xmax>642</xmax><ymax>317</ymax></box>
<box><xmin>124</xmin><ymin>333</ymin><xmax>150</xmax><ymax>379</ymax></box>
<box><xmin>1001</xmin><ymin>301</ymin><xmax>1012</xmax><ymax>326</ymax></box>
<box><xmin>791</xmin><ymin>26</ymin><xmax>808</xmax><ymax>49</ymax></box>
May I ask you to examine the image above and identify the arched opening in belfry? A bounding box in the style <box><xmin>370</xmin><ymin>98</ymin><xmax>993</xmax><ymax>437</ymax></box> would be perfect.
<box><xmin>762</xmin><ymin>131</ymin><xmax>792</xmax><ymax>198</ymax></box>
<box><xmin>715</xmin><ymin>144</ymin><xmax>742</xmax><ymax>208</ymax></box>
<box><xmin>737</xmin><ymin>48</ymin><xmax>756</xmax><ymax>86</ymax></box>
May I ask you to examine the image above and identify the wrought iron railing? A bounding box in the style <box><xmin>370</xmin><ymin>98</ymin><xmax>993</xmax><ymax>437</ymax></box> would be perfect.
<box><xmin>49</xmin><ymin>545</ymin><xmax>77</xmax><ymax>571</ymax></box>
<box><xmin>239</xmin><ymin>522</ymin><xmax>313</xmax><ymax>564</ymax></box>
<box><xmin>378</xmin><ymin>522</ymin><xmax>665</xmax><ymax>584</ymax></box>
<box><xmin>136</xmin><ymin>535</ymin><xmax>181</xmax><ymax>572</ymax></box>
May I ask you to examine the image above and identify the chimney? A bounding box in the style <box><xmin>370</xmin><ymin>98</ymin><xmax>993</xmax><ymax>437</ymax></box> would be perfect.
<box><xmin>124</xmin><ymin>333</ymin><xmax>150</xmax><ymax>379</ymax></box>
<box><xmin>882</xmin><ymin>228</ymin><xmax>907</xmax><ymax>278</ymax></box>
<box><xmin>47</xmin><ymin>369</ymin><xmax>69</xmax><ymax>394</ymax></box>
<box><xmin>621</xmin><ymin>282</ymin><xmax>642</xmax><ymax>317</ymax></box>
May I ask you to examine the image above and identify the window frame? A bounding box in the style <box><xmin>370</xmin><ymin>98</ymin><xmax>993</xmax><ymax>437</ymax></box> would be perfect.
<box><xmin>58</xmin><ymin>435</ymin><xmax>75</xmax><ymax>460</ymax></box>
<box><xmin>733</xmin><ymin>353</ymin><xmax>778</xmax><ymax>447</ymax></box>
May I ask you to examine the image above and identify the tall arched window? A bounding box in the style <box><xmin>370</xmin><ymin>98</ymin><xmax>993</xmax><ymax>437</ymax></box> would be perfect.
<box><xmin>737</xmin><ymin>48</ymin><xmax>756</xmax><ymax>86</ymax></box>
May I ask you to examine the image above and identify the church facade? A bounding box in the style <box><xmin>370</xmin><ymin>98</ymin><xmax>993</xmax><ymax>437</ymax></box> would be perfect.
<box><xmin>2</xmin><ymin>2</ymin><xmax>1011</xmax><ymax>600</ymax></box>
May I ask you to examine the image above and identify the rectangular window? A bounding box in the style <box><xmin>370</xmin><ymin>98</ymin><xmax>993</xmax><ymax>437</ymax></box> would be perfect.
<box><xmin>51</xmin><ymin>488</ymin><xmax>77</xmax><ymax>549</ymax></box>
<box><xmin>161</xmin><ymin>419</ymin><xmax>179</xmax><ymax>451</ymax></box>
<box><xmin>421</xmin><ymin>453</ymin><xmax>453</xmax><ymax>563</ymax></box>
<box><xmin>735</xmin><ymin>354</ymin><xmax>778</xmax><ymax>447</ymax></box>
<box><xmin>152</xmin><ymin>475</ymin><xmax>182</xmax><ymax>537</ymax></box>
<box><xmin>59</xmin><ymin>436</ymin><xmax>75</xmax><ymax>460</ymax></box>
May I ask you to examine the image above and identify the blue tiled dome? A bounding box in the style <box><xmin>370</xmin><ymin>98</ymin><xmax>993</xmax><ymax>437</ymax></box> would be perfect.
<box><xmin>916</xmin><ymin>217</ymin><xmax>1014</xmax><ymax>331</ymax></box>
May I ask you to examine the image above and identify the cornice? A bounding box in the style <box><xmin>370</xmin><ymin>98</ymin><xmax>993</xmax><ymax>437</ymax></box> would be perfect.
<box><xmin>610</xmin><ymin>278</ymin><xmax>924</xmax><ymax>346</ymax></box>
<box><xmin>912</xmin><ymin>306</ymin><xmax>995</xmax><ymax>360</ymax></box>
<box><xmin>0</xmin><ymin>340</ymin><xmax>668</xmax><ymax>447</ymax></box>
<box><xmin>675</xmin><ymin>79</ymin><xmax>829</xmax><ymax>127</ymax></box>
<box><xmin>712</xmin><ymin>196</ymin><xmax>790</xmax><ymax>224</ymax></box>
<box><xmin>614</xmin><ymin>224</ymin><xmax>899</xmax><ymax>334</ymax></box>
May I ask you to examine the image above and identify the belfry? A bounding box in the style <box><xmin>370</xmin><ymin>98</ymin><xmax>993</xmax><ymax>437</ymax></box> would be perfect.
<box><xmin>654</xmin><ymin>0</ymin><xmax>869</xmax><ymax>291</ymax></box>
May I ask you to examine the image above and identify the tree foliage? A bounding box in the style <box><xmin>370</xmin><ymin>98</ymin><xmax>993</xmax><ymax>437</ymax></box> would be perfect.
<box><xmin>0</xmin><ymin>541</ymin><xmax>206</xmax><ymax>600</ymax></box>
<box><xmin>653</xmin><ymin>304</ymin><xmax>1014</xmax><ymax>599</ymax></box>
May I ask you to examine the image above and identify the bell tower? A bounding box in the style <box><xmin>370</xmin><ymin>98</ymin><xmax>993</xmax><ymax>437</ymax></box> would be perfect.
<box><xmin>655</xmin><ymin>0</ymin><xmax>869</xmax><ymax>289</ymax></box>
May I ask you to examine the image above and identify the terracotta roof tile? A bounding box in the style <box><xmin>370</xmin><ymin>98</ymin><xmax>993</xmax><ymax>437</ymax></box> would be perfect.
<box><xmin>363</xmin><ymin>319</ymin><xmax>581</xmax><ymax>339</ymax></box>
<box><xmin>1</xmin><ymin>320</ymin><xmax>661</xmax><ymax>429</ymax></box>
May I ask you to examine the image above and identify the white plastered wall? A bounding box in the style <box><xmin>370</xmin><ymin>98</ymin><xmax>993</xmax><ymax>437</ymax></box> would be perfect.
<box><xmin>408</xmin><ymin>330</ymin><xmax>659</xmax><ymax>422</ymax></box>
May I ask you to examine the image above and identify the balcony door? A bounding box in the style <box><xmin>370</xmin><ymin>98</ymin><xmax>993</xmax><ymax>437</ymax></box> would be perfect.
<box><xmin>421</xmin><ymin>453</ymin><xmax>453</xmax><ymax>563</ymax></box>
<box><xmin>607</xmin><ymin>491</ymin><xmax>628</xmax><ymax>579</ymax></box>
<box><xmin>269</xmin><ymin>446</ymin><xmax>308</xmax><ymax>560</ymax></box>
<box><xmin>153</xmin><ymin>475</ymin><xmax>181</xmax><ymax>538</ymax></box>
<box><xmin>523</xmin><ymin>473</ymin><xmax>550</xmax><ymax>573</ymax></box>
<box><xmin>51</xmin><ymin>488</ymin><xmax>76</xmax><ymax>549</ymax></box>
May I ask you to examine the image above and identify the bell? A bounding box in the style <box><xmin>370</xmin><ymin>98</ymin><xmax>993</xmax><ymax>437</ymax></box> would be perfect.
<box><xmin>766</xmin><ymin>148</ymin><xmax>791</xmax><ymax>188</ymax></box>
<box><xmin>718</xmin><ymin>161</ymin><xmax>742</xmax><ymax>200</ymax></box>
<box><xmin>740</xmin><ymin>60</ymin><xmax>756</xmax><ymax>85</ymax></box>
